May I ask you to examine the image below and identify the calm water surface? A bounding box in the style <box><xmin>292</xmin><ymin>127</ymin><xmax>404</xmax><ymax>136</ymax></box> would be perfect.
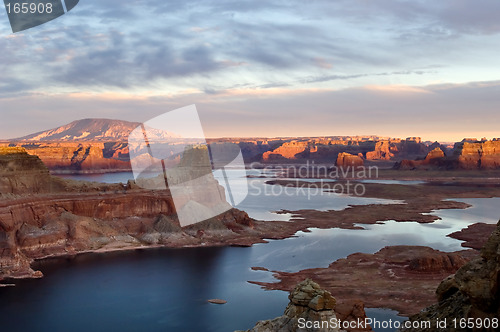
<box><xmin>2</xmin><ymin>172</ymin><xmax>497</xmax><ymax>331</ymax></box>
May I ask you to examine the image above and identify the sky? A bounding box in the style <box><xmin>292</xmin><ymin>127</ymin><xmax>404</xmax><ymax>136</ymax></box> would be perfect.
<box><xmin>1</xmin><ymin>0</ymin><xmax>500</xmax><ymax>142</ymax></box>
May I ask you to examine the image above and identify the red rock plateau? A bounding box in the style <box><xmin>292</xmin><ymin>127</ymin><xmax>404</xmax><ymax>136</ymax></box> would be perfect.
<box><xmin>260</xmin><ymin>136</ymin><xmax>432</xmax><ymax>164</ymax></box>
<box><xmin>4</xmin><ymin>119</ymin><xmax>140</xmax><ymax>173</ymax></box>
<box><xmin>396</xmin><ymin>139</ymin><xmax>500</xmax><ymax>170</ymax></box>
<box><xmin>8</xmin><ymin>118</ymin><xmax>500</xmax><ymax>173</ymax></box>
<box><xmin>5</xmin><ymin>118</ymin><xmax>475</xmax><ymax>172</ymax></box>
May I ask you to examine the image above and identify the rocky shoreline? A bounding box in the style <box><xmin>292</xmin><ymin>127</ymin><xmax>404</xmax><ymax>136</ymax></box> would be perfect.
<box><xmin>4</xmin><ymin>173</ymin><xmax>496</xmax><ymax>284</ymax></box>
<box><xmin>249</xmin><ymin>246</ymin><xmax>478</xmax><ymax>317</ymax></box>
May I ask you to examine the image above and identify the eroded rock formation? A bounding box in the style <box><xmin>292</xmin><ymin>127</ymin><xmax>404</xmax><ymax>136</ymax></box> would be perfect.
<box><xmin>241</xmin><ymin>279</ymin><xmax>341</xmax><ymax>332</ymax></box>
<box><xmin>336</xmin><ymin>152</ymin><xmax>364</xmax><ymax>168</ymax></box>
<box><xmin>394</xmin><ymin>148</ymin><xmax>446</xmax><ymax>170</ymax></box>
<box><xmin>396</xmin><ymin>139</ymin><xmax>500</xmax><ymax>170</ymax></box>
<box><xmin>366</xmin><ymin>140</ymin><xmax>394</xmax><ymax>160</ymax></box>
<box><xmin>456</xmin><ymin>140</ymin><xmax>500</xmax><ymax>169</ymax></box>
<box><xmin>262</xmin><ymin>141</ymin><xmax>316</xmax><ymax>161</ymax></box>
<box><xmin>402</xmin><ymin>221</ymin><xmax>500</xmax><ymax>331</ymax></box>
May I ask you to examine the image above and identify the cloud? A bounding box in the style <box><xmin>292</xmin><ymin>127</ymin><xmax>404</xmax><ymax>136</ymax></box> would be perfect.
<box><xmin>1</xmin><ymin>80</ymin><xmax>500</xmax><ymax>142</ymax></box>
<box><xmin>1</xmin><ymin>0</ymin><xmax>499</xmax><ymax>143</ymax></box>
<box><xmin>8</xmin><ymin>0</ymin><xmax>496</xmax><ymax>95</ymax></box>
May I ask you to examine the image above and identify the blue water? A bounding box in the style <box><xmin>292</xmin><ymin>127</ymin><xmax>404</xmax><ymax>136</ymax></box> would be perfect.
<box><xmin>0</xmin><ymin>247</ymin><xmax>287</xmax><ymax>332</ymax></box>
<box><xmin>2</xmin><ymin>172</ymin><xmax>497</xmax><ymax>331</ymax></box>
<box><xmin>56</xmin><ymin>172</ymin><xmax>136</xmax><ymax>184</ymax></box>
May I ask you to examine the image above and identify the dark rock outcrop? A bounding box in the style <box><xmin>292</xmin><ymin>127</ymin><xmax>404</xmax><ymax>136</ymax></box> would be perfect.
<box><xmin>241</xmin><ymin>279</ymin><xmax>340</xmax><ymax>332</ymax></box>
<box><xmin>448</xmin><ymin>223</ymin><xmax>497</xmax><ymax>250</ymax></box>
<box><xmin>403</xmin><ymin>221</ymin><xmax>500</xmax><ymax>331</ymax></box>
<box><xmin>394</xmin><ymin>148</ymin><xmax>446</xmax><ymax>170</ymax></box>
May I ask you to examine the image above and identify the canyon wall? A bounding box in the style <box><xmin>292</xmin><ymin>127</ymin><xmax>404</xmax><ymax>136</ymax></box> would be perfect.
<box><xmin>395</xmin><ymin>139</ymin><xmax>500</xmax><ymax>170</ymax></box>
<box><xmin>455</xmin><ymin>140</ymin><xmax>500</xmax><ymax>169</ymax></box>
<box><xmin>261</xmin><ymin>137</ymin><xmax>430</xmax><ymax>164</ymax></box>
<box><xmin>0</xmin><ymin>149</ymin><xmax>252</xmax><ymax>282</ymax></box>
<box><xmin>16</xmin><ymin>142</ymin><xmax>131</xmax><ymax>172</ymax></box>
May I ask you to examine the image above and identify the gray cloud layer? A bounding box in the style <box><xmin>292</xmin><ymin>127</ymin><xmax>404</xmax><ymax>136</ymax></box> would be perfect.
<box><xmin>1</xmin><ymin>0</ymin><xmax>500</xmax><ymax>95</ymax></box>
<box><xmin>1</xmin><ymin>0</ymin><xmax>499</xmax><ymax>140</ymax></box>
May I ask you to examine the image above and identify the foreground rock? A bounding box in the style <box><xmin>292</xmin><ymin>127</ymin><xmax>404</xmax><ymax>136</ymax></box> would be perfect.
<box><xmin>402</xmin><ymin>221</ymin><xmax>500</xmax><ymax>331</ymax></box>
<box><xmin>240</xmin><ymin>279</ymin><xmax>342</xmax><ymax>332</ymax></box>
<box><xmin>251</xmin><ymin>246</ymin><xmax>476</xmax><ymax>317</ymax></box>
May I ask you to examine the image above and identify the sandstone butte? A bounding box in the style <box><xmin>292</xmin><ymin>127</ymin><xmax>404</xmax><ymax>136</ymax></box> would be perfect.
<box><xmin>336</xmin><ymin>152</ymin><xmax>364</xmax><ymax>168</ymax></box>
<box><xmin>396</xmin><ymin>139</ymin><xmax>500</xmax><ymax>170</ymax></box>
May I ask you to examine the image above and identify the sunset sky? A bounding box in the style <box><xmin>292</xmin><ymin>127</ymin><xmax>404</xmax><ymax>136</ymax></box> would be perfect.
<box><xmin>1</xmin><ymin>0</ymin><xmax>500</xmax><ymax>141</ymax></box>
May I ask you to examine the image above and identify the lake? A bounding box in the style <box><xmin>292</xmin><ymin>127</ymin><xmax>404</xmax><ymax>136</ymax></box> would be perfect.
<box><xmin>2</xmin><ymin>172</ymin><xmax>497</xmax><ymax>331</ymax></box>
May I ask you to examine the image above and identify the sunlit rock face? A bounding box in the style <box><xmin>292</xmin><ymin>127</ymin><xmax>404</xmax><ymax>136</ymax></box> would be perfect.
<box><xmin>336</xmin><ymin>152</ymin><xmax>364</xmax><ymax>168</ymax></box>
<box><xmin>456</xmin><ymin>140</ymin><xmax>500</xmax><ymax>169</ymax></box>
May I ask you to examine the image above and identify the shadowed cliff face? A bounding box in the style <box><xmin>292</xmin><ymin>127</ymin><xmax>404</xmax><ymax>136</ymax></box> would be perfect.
<box><xmin>403</xmin><ymin>221</ymin><xmax>500</xmax><ymax>331</ymax></box>
<box><xmin>0</xmin><ymin>148</ymin><xmax>253</xmax><ymax>282</ymax></box>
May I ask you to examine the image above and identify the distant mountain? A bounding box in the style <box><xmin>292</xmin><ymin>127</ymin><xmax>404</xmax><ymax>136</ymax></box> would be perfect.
<box><xmin>16</xmin><ymin>118</ymin><xmax>179</xmax><ymax>142</ymax></box>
